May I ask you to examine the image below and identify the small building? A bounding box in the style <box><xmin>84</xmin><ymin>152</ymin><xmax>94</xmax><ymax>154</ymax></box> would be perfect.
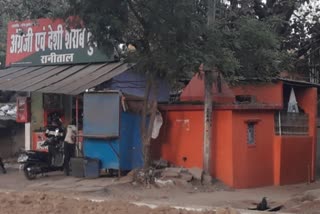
<box><xmin>0</xmin><ymin>17</ymin><xmax>170</xmax><ymax>173</ymax></box>
<box><xmin>153</xmin><ymin>73</ymin><xmax>318</xmax><ymax>188</ymax></box>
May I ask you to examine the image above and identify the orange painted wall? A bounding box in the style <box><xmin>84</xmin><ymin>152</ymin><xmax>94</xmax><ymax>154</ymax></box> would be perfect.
<box><xmin>212</xmin><ymin>110</ymin><xmax>234</xmax><ymax>186</ymax></box>
<box><xmin>180</xmin><ymin>73</ymin><xmax>283</xmax><ymax>106</ymax></box>
<box><xmin>232</xmin><ymin>111</ymin><xmax>275</xmax><ymax>188</ymax></box>
<box><xmin>180</xmin><ymin>73</ymin><xmax>235</xmax><ymax>103</ymax></box>
<box><xmin>155</xmin><ymin>108</ymin><xmax>235</xmax><ymax>187</ymax></box>
<box><xmin>158</xmin><ymin>110</ymin><xmax>204</xmax><ymax>168</ymax></box>
<box><xmin>295</xmin><ymin>88</ymin><xmax>318</xmax><ymax>181</ymax></box>
<box><xmin>232</xmin><ymin>82</ymin><xmax>283</xmax><ymax>106</ymax></box>
<box><xmin>153</xmin><ymin>82</ymin><xmax>317</xmax><ymax>189</ymax></box>
<box><xmin>273</xmin><ymin>136</ymin><xmax>281</xmax><ymax>185</ymax></box>
<box><xmin>274</xmin><ymin>136</ymin><xmax>313</xmax><ymax>185</ymax></box>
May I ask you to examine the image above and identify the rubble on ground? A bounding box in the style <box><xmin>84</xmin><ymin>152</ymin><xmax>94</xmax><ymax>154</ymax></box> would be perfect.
<box><xmin>281</xmin><ymin>189</ymin><xmax>320</xmax><ymax>213</ymax></box>
<box><xmin>180</xmin><ymin>172</ymin><xmax>193</xmax><ymax>182</ymax></box>
<box><xmin>153</xmin><ymin>159</ymin><xmax>169</xmax><ymax>168</ymax></box>
<box><xmin>188</xmin><ymin>168</ymin><xmax>204</xmax><ymax>181</ymax></box>
<box><xmin>151</xmin><ymin>160</ymin><xmax>207</xmax><ymax>185</ymax></box>
<box><xmin>126</xmin><ymin>160</ymin><xmax>232</xmax><ymax>192</ymax></box>
<box><xmin>161</xmin><ymin>167</ymin><xmax>182</xmax><ymax>178</ymax></box>
<box><xmin>131</xmin><ymin>166</ymin><xmax>204</xmax><ymax>187</ymax></box>
<box><xmin>155</xmin><ymin>178</ymin><xmax>175</xmax><ymax>188</ymax></box>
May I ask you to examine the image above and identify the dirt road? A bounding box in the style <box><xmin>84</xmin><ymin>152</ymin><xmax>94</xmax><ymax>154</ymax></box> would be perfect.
<box><xmin>2</xmin><ymin>167</ymin><xmax>320</xmax><ymax>213</ymax></box>
<box><xmin>0</xmin><ymin>191</ymin><xmax>218</xmax><ymax>214</ymax></box>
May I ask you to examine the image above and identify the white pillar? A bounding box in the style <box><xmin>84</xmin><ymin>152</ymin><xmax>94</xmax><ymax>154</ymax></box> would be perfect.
<box><xmin>25</xmin><ymin>123</ymin><xmax>31</xmax><ymax>150</ymax></box>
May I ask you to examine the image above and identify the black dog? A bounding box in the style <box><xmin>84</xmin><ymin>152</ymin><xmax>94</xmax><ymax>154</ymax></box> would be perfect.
<box><xmin>0</xmin><ymin>157</ymin><xmax>6</xmax><ymax>174</ymax></box>
<box><xmin>249</xmin><ymin>197</ymin><xmax>269</xmax><ymax>211</ymax></box>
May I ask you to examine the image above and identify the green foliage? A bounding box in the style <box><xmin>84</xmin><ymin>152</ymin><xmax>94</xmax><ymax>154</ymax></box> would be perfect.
<box><xmin>287</xmin><ymin>0</ymin><xmax>320</xmax><ymax>77</ymax></box>
<box><xmin>233</xmin><ymin>17</ymin><xmax>282</xmax><ymax>80</ymax></box>
<box><xmin>199</xmin><ymin>15</ymin><xmax>288</xmax><ymax>82</ymax></box>
<box><xmin>65</xmin><ymin>0</ymin><xmax>293</xmax><ymax>84</ymax></box>
<box><xmin>65</xmin><ymin>0</ymin><xmax>208</xmax><ymax>83</ymax></box>
<box><xmin>0</xmin><ymin>0</ymin><xmax>69</xmax><ymax>20</ymax></box>
<box><xmin>225</xmin><ymin>0</ymin><xmax>320</xmax><ymax>79</ymax></box>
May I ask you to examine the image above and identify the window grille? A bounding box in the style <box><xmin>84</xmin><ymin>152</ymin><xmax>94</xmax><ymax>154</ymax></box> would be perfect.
<box><xmin>275</xmin><ymin>112</ymin><xmax>309</xmax><ymax>136</ymax></box>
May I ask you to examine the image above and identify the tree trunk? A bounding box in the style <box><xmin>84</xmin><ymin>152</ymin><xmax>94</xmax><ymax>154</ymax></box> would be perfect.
<box><xmin>203</xmin><ymin>70</ymin><xmax>213</xmax><ymax>174</ymax></box>
<box><xmin>141</xmin><ymin>76</ymin><xmax>158</xmax><ymax>169</ymax></box>
<box><xmin>203</xmin><ymin>0</ymin><xmax>216</xmax><ymax>175</ymax></box>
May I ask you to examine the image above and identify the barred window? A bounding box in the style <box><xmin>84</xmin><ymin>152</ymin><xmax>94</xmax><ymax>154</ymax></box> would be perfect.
<box><xmin>247</xmin><ymin>123</ymin><xmax>255</xmax><ymax>145</ymax></box>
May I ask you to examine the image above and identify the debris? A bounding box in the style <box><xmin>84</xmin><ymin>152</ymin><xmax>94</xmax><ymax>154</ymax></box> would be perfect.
<box><xmin>152</xmin><ymin>159</ymin><xmax>169</xmax><ymax>168</ymax></box>
<box><xmin>133</xmin><ymin>168</ymin><xmax>162</xmax><ymax>185</ymax></box>
<box><xmin>171</xmin><ymin>178</ymin><xmax>191</xmax><ymax>188</ymax></box>
<box><xmin>165</xmin><ymin>167</ymin><xmax>182</xmax><ymax>173</ymax></box>
<box><xmin>202</xmin><ymin>174</ymin><xmax>212</xmax><ymax>185</ymax></box>
<box><xmin>126</xmin><ymin>169</ymin><xmax>138</xmax><ymax>178</ymax></box>
<box><xmin>130</xmin><ymin>165</ymin><xmax>230</xmax><ymax>190</ymax></box>
<box><xmin>119</xmin><ymin>174</ymin><xmax>134</xmax><ymax>184</ymax></box>
<box><xmin>180</xmin><ymin>172</ymin><xmax>193</xmax><ymax>182</ymax></box>
<box><xmin>161</xmin><ymin>167</ymin><xmax>183</xmax><ymax>178</ymax></box>
<box><xmin>188</xmin><ymin>168</ymin><xmax>203</xmax><ymax>181</ymax></box>
<box><xmin>161</xmin><ymin>170</ymin><xmax>180</xmax><ymax>178</ymax></box>
<box><xmin>154</xmin><ymin>178</ymin><xmax>175</xmax><ymax>188</ymax></box>
<box><xmin>303</xmin><ymin>189</ymin><xmax>320</xmax><ymax>201</ymax></box>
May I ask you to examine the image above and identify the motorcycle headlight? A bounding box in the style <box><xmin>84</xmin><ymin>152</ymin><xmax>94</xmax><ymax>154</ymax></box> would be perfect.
<box><xmin>17</xmin><ymin>154</ymin><xmax>28</xmax><ymax>163</ymax></box>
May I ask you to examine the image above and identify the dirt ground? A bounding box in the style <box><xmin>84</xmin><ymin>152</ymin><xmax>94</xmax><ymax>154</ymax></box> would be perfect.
<box><xmin>0</xmin><ymin>191</ymin><xmax>218</xmax><ymax>214</ymax></box>
<box><xmin>2</xmin><ymin>167</ymin><xmax>320</xmax><ymax>213</ymax></box>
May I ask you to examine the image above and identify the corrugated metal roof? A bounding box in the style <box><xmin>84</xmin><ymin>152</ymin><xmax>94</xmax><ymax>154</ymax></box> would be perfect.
<box><xmin>278</xmin><ymin>78</ymin><xmax>320</xmax><ymax>88</ymax></box>
<box><xmin>0</xmin><ymin>62</ymin><xmax>132</xmax><ymax>95</ymax></box>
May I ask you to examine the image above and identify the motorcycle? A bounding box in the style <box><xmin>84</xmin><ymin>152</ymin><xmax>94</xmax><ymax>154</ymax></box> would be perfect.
<box><xmin>18</xmin><ymin>115</ymin><xmax>66</xmax><ymax>180</ymax></box>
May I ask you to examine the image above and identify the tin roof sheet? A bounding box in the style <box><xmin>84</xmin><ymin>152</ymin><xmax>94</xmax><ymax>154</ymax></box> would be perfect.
<box><xmin>0</xmin><ymin>62</ymin><xmax>132</xmax><ymax>95</ymax></box>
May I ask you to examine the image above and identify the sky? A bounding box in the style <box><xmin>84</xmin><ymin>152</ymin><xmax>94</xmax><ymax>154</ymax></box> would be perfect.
<box><xmin>294</xmin><ymin>0</ymin><xmax>320</xmax><ymax>24</ymax></box>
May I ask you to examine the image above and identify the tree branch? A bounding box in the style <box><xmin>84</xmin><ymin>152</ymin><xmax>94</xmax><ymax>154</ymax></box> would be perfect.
<box><xmin>126</xmin><ymin>0</ymin><xmax>148</xmax><ymax>29</ymax></box>
<box><xmin>230</xmin><ymin>0</ymin><xmax>238</xmax><ymax>9</ymax></box>
<box><xmin>266</xmin><ymin>0</ymin><xmax>277</xmax><ymax>8</ymax></box>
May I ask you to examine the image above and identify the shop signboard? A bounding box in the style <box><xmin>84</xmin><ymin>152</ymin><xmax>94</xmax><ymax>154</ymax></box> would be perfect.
<box><xmin>6</xmin><ymin>17</ymin><xmax>115</xmax><ymax>67</ymax></box>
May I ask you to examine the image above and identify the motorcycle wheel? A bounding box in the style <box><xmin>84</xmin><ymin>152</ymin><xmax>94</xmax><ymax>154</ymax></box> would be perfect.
<box><xmin>23</xmin><ymin>164</ymin><xmax>37</xmax><ymax>180</ymax></box>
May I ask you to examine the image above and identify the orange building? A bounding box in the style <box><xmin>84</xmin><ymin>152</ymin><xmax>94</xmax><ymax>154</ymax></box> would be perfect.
<box><xmin>153</xmin><ymin>74</ymin><xmax>318</xmax><ymax>188</ymax></box>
